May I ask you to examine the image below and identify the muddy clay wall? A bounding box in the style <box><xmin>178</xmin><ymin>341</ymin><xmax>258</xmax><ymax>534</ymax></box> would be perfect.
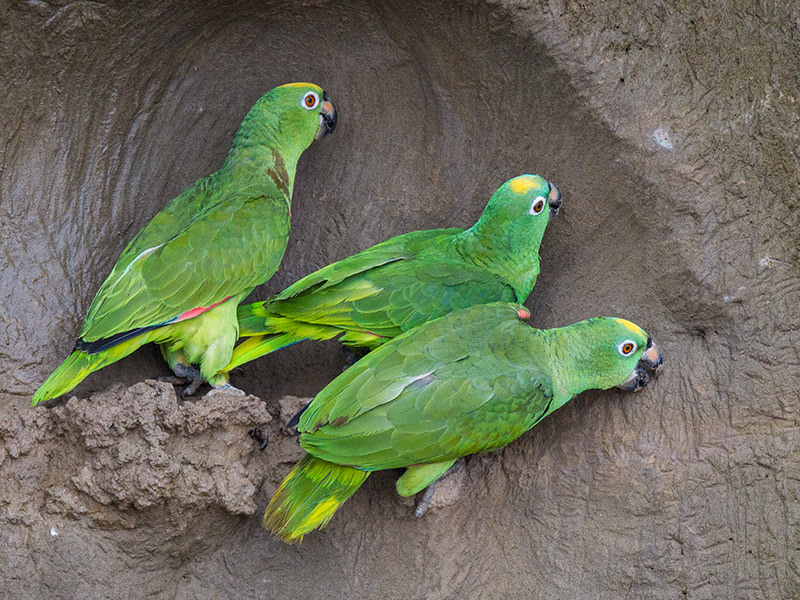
<box><xmin>1</xmin><ymin>1</ymin><xmax>798</xmax><ymax>598</ymax></box>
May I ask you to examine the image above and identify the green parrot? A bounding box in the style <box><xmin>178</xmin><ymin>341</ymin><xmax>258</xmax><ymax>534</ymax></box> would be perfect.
<box><xmin>32</xmin><ymin>82</ymin><xmax>338</xmax><ymax>406</ymax></box>
<box><xmin>262</xmin><ymin>302</ymin><xmax>663</xmax><ymax>543</ymax></box>
<box><xmin>225</xmin><ymin>174</ymin><xmax>562</xmax><ymax>373</ymax></box>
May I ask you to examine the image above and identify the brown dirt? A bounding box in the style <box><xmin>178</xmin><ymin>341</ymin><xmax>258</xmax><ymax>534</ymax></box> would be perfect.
<box><xmin>1</xmin><ymin>1</ymin><xmax>798</xmax><ymax>598</ymax></box>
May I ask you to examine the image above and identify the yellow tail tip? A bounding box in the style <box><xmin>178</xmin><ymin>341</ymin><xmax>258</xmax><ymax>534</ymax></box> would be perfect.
<box><xmin>261</xmin><ymin>455</ymin><xmax>369</xmax><ymax>544</ymax></box>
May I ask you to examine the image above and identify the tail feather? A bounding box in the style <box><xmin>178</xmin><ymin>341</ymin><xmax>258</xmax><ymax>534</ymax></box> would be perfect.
<box><xmin>31</xmin><ymin>350</ymin><xmax>107</xmax><ymax>406</ymax></box>
<box><xmin>236</xmin><ymin>301</ymin><xmax>271</xmax><ymax>337</ymax></box>
<box><xmin>263</xmin><ymin>454</ymin><xmax>369</xmax><ymax>543</ymax></box>
<box><xmin>223</xmin><ymin>333</ymin><xmax>305</xmax><ymax>373</ymax></box>
<box><xmin>32</xmin><ymin>336</ymin><xmax>146</xmax><ymax>406</ymax></box>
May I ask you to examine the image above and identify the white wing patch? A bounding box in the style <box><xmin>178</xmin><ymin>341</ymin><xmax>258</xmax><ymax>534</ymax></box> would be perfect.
<box><xmin>114</xmin><ymin>243</ymin><xmax>164</xmax><ymax>285</ymax></box>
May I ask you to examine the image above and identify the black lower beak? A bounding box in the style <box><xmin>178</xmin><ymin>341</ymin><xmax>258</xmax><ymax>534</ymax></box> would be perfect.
<box><xmin>617</xmin><ymin>338</ymin><xmax>663</xmax><ymax>392</ymax></box>
<box><xmin>316</xmin><ymin>92</ymin><xmax>337</xmax><ymax>140</ymax></box>
<box><xmin>617</xmin><ymin>366</ymin><xmax>651</xmax><ymax>392</ymax></box>
<box><xmin>547</xmin><ymin>182</ymin><xmax>562</xmax><ymax>221</ymax></box>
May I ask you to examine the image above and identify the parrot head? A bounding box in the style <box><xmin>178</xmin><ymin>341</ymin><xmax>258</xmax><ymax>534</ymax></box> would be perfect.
<box><xmin>558</xmin><ymin>317</ymin><xmax>663</xmax><ymax>394</ymax></box>
<box><xmin>233</xmin><ymin>82</ymin><xmax>337</xmax><ymax>159</ymax></box>
<box><xmin>475</xmin><ymin>174</ymin><xmax>561</xmax><ymax>247</ymax></box>
<box><xmin>499</xmin><ymin>174</ymin><xmax>561</xmax><ymax>217</ymax></box>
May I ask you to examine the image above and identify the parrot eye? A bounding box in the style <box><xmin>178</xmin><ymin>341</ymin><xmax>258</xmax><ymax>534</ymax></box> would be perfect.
<box><xmin>618</xmin><ymin>340</ymin><xmax>637</xmax><ymax>356</ymax></box>
<box><xmin>529</xmin><ymin>196</ymin><xmax>546</xmax><ymax>215</ymax></box>
<box><xmin>302</xmin><ymin>91</ymin><xmax>320</xmax><ymax>110</ymax></box>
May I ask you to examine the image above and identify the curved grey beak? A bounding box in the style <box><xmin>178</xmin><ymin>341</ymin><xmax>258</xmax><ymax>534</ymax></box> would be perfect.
<box><xmin>617</xmin><ymin>337</ymin><xmax>663</xmax><ymax>392</ymax></box>
<box><xmin>547</xmin><ymin>182</ymin><xmax>562</xmax><ymax>221</ymax></box>
<box><xmin>316</xmin><ymin>91</ymin><xmax>337</xmax><ymax>140</ymax></box>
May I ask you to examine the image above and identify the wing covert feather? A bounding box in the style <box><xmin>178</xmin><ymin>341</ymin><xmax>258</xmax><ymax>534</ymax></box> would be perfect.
<box><xmin>299</xmin><ymin>304</ymin><xmax>554</xmax><ymax>470</ymax></box>
<box><xmin>81</xmin><ymin>187</ymin><xmax>289</xmax><ymax>341</ymax></box>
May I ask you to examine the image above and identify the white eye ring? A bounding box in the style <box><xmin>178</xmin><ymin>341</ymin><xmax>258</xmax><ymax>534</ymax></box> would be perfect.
<box><xmin>529</xmin><ymin>196</ymin><xmax>546</xmax><ymax>215</ymax></box>
<box><xmin>617</xmin><ymin>340</ymin><xmax>638</xmax><ymax>356</ymax></box>
<box><xmin>301</xmin><ymin>91</ymin><xmax>320</xmax><ymax>110</ymax></box>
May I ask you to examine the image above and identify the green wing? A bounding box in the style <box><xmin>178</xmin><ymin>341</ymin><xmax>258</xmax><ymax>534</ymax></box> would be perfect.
<box><xmin>274</xmin><ymin>230</ymin><xmax>450</xmax><ymax>299</ymax></box>
<box><xmin>81</xmin><ymin>183</ymin><xmax>290</xmax><ymax>342</ymax></box>
<box><xmin>240</xmin><ymin>229</ymin><xmax>516</xmax><ymax>342</ymax></box>
<box><xmin>298</xmin><ymin>303</ymin><xmax>554</xmax><ymax>470</ymax></box>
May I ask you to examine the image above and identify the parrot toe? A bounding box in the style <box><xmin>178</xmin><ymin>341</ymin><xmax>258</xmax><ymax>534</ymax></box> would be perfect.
<box><xmin>249</xmin><ymin>428</ymin><xmax>269</xmax><ymax>450</ymax></box>
<box><xmin>415</xmin><ymin>483</ymin><xmax>437</xmax><ymax>518</ymax></box>
<box><xmin>171</xmin><ymin>363</ymin><xmax>206</xmax><ymax>397</ymax></box>
<box><xmin>172</xmin><ymin>362</ymin><xmax>202</xmax><ymax>381</ymax></box>
<box><xmin>414</xmin><ymin>459</ymin><xmax>467</xmax><ymax>518</ymax></box>
<box><xmin>342</xmin><ymin>346</ymin><xmax>369</xmax><ymax>370</ymax></box>
<box><xmin>205</xmin><ymin>382</ymin><xmax>247</xmax><ymax>397</ymax></box>
<box><xmin>181</xmin><ymin>376</ymin><xmax>206</xmax><ymax>398</ymax></box>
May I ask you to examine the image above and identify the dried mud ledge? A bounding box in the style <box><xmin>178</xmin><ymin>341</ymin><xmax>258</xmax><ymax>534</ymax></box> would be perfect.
<box><xmin>1</xmin><ymin>1</ymin><xmax>798</xmax><ymax>599</ymax></box>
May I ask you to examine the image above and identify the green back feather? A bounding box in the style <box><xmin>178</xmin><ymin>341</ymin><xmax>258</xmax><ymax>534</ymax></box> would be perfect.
<box><xmin>230</xmin><ymin>175</ymin><xmax>557</xmax><ymax>369</ymax></box>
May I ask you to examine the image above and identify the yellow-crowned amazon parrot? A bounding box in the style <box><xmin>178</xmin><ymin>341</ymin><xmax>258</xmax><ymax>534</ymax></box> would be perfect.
<box><xmin>225</xmin><ymin>174</ymin><xmax>562</xmax><ymax>372</ymax></box>
<box><xmin>32</xmin><ymin>83</ymin><xmax>337</xmax><ymax>405</ymax></box>
<box><xmin>262</xmin><ymin>302</ymin><xmax>663</xmax><ymax>543</ymax></box>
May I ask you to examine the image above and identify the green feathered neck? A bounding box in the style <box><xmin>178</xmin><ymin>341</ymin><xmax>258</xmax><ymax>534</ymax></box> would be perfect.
<box><xmin>218</xmin><ymin>97</ymin><xmax>316</xmax><ymax>203</ymax></box>
<box><xmin>452</xmin><ymin>216</ymin><xmax>542</xmax><ymax>301</ymax></box>
<box><xmin>540</xmin><ymin>319</ymin><xmax>627</xmax><ymax>398</ymax></box>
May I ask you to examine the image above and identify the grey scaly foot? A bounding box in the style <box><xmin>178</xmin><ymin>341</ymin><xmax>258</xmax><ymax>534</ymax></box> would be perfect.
<box><xmin>205</xmin><ymin>382</ymin><xmax>247</xmax><ymax>397</ymax></box>
<box><xmin>414</xmin><ymin>459</ymin><xmax>467</xmax><ymax>518</ymax></box>
<box><xmin>249</xmin><ymin>428</ymin><xmax>269</xmax><ymax>450</ymax></box>
<box><xmin>181</xmin><ymin>378</ymin><xmax>204</xmax><ymax>398</ymax></box>
<box><xmin>415</xmin><ymin>483</ymin><xmax>437</xmax><ymax>518</ymax></box>
<box><xmin>171</xmin><ymin>363</ymin><xmax>205</xmax><ymax>398</ymax></box>
<box><xmin>341</xmin><ymin>346</ymin><xmax>369</xmax><ymax>371</ymax></box>
<box><xmin>172</xmin><ymin>362</ymin><xmax>201</xmax><ymax>381</ymax></box>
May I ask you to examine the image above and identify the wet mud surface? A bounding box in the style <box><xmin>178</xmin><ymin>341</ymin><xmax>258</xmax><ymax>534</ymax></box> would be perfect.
<box><xmin>1</xmin><ymin>1</ymin><xmax>798</xmax><ymax>598</ymax></box>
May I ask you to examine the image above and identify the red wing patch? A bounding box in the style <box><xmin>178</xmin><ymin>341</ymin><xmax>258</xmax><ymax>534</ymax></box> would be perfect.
<box><xmin>175</xmin><ymin>296</ymin><xmax>232</xmax><ymax>322</ymax></box>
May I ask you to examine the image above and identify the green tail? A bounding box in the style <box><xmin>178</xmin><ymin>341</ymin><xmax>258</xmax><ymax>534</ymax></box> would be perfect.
<box><xmin>223</xmin><ymin>333</ymin><xmax>305</xmax><ymax>373</ymax></box>
<box><xmin>236</xmin><ymin>301</ymin><xmax>272</xmax><ymax>337</ymax></box>
<box><xmin>263</xmin><ymin>454</ymin><xmax>369</xmax><ymax>543</ymax></box>
<box><xmin>31</xmin><ymin>338</ymin><xmax>145</xmax><ymax>406</ymax></box>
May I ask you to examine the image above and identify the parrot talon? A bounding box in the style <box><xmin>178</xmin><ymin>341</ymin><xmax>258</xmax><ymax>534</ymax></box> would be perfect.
<box><xmin>249</xmin><ymin>428</ymin><xmax>269</xmax><ymax>450</ymax></box>
<box><xmin>171</xmin><ymin>363</ymin><xmax>205</xmax><ymax>397</ymax></box>
<box><xmin>286</xmin><ymin>402</ymin><xmax>311</xmax><ymax>434</ymax></box>
<box><xmin>180</xmin><ymin>374</ymin><xmax>206</xmax><ymax>398</ymax></box>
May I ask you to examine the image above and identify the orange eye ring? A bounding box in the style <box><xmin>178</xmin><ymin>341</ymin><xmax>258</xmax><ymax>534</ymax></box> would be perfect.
<box><xmin>618</xmin><ymin>340</ymin><xmax>637</xmax><ymax>356</ymax></box>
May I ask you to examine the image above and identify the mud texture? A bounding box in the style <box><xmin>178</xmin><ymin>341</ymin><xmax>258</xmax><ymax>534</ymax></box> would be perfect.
<box><xmin>1</xmin><ymin>1</ymin><xmax>798</xmax><ymax>598</ymax></box>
